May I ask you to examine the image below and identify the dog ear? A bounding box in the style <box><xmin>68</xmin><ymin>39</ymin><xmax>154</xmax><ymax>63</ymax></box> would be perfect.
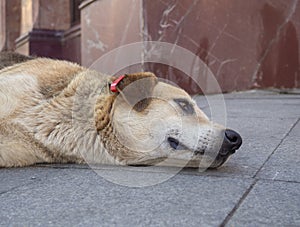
<box><xmin>114</xmin><ymin>72</ymin><xmax>158</xmax><ymax>112</ymax></box>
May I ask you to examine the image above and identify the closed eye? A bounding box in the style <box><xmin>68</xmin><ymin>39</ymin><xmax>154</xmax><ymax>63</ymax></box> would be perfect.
<box><xmin>174</xmin><ymin>98</ymin><xmax>195</xmax><ymax>115</ymax></box>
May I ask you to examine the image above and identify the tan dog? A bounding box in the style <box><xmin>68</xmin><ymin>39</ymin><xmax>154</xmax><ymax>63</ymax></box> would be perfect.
<box><xmin>0</xmin><ymin>52</ymin><xmax>242</xmax><ymax>168</ymax></box>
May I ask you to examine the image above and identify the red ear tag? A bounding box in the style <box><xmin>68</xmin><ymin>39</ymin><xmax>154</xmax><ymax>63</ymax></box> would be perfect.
<box><xmin>110</xmin><ymin>75</ymin><xmax>125</xmax><ymax>93</ymax></box>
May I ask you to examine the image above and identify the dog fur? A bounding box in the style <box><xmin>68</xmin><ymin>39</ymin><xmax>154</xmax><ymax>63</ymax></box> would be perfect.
<box><xmin>0</xmin><ymin>52</ymin><xmax>240</xmax><ymax>168</ymax></box>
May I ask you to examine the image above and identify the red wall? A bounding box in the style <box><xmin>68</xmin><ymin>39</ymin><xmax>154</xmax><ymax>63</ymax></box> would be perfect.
<box><xmin>2</xmin><ymin>0</ymin><xmax>300</xmax><ymax>94</ymax></box>
<box><xmin>80</xmin><ymin>0</ymin><xmax>300</xmax><ymax>93</ymax></box>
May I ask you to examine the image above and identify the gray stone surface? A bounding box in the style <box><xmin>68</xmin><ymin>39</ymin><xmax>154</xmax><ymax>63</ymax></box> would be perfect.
<box><xmin>0</xmin><ymin>167</ymin><xmax>253</xmax><ymax>227</ymax></box>
<box><xmin>1</xmin><ymin>90</ymin><xmax>300</xmax><ymax>227</ymax></box>
<box><xmin>194</xmin><ymin>91</ymin><xmax>300</xmax><ymax>178</ymax></box>
<box><xmin>256</xmin><ymin>120</ymin><xmax>300</xmax><ymax>182</ymax></box>
<box><xmin>195</xmin><ymin>91</ymin><xmax>300</xmax><ymax>121</ymax></box>
<box><xmin>0</xmin><ymin>168</ymin><xmax>46</xmax><ymax>194</ymax></box>
<box><xmin>289</xmin><ymin>119</ymin><xmax>300</xmax><ymax>138</ymax></box>
<box><xmin>227</xmin><ymin>180</ymin><xmax>300</xmax><ymax>227</ymax></box>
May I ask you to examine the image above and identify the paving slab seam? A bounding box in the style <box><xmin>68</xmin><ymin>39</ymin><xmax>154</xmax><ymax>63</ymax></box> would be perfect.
<box><xmin>228</xmin><ymin>116</ymin><xmax>298</xmax><ymax>120</ymax></box>
<box><xmin>179</xmin><ymin>170</ymin><xmax>257</xmax><ymax>180</ymax></box>
<box><xmin>219</xmin><ymin>178</ymin><xmax>258</xmax><ymax>227</ymax></box>
<box><xmin>0</xmin><ymin>182</ymin><xmax>34</xmax><ymax>196</ymax></box>
<box><xmin>27</xmin><ymin>165</ymin><xmax>254</xmax><ymax>181</ymax></box>
<box><xmin>255</xmin><ymin>177</ymin><xmax>300</xmax><ymax>184</ymax></box>
<box><xmin>178</xmin><ymin>171</ymin><xmax>254</xmax><ymax>179</ymax></box>
<box><xmin>253</xmin><ymin>117</ymin><xmax>300</xmax><ymax>178</ymax></box>
<box><xmin>224</xmin><ymin>97</ymin><xmax>300</xmax><ymax>100</ymax></box>
<box><xmin>36</xmin><ymin>164</ymin><xmax>91</xmax><ymax>170</ymax></box>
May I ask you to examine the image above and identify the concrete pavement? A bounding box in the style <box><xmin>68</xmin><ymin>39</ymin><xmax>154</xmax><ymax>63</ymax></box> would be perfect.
<box><xmin>1</xmin><ymin>90</ymin><xmax>299</xmax><ymax>226</ymax></box>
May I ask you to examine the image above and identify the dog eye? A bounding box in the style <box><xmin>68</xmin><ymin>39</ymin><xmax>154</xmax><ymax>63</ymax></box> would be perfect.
<box><xmin>174</xmin><ymin>98</ymin><xmax>195</xmax><ymax>114</ymax></box>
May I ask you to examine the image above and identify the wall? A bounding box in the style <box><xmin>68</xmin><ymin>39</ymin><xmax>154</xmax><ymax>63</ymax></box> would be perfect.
<box><xmin>80</xmin><ymin>0</ymin><xmax>143</xmax><ymax>67</ymax></box>
<box><xmin>145</xmin><ymin>0</ymin><xmax>300</xmax><ymax>92</ymax></box>
<box><xmin>1</xmin><ymin>0</ymin><xmax>299</xmax><ymax>93</ymax></box>
<box><xmin>0</xmin><ymin>0</ymin><xmax>81</xmax><ymax>64</ymax></box>
<box><xmin>0</xmin><ymin>0</ymin><xmax>22</xmax><ymax>51</ymax></box>
<box><xmin>79</xmin><ymin>0</ymin><xmax>300</xmax><ymax>93</ymax></box>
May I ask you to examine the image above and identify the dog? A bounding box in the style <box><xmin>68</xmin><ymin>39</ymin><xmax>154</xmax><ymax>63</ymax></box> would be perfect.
<box><xmin>0</xmin><ymin>52</ymin><xmax>242</xmax><ymax>168</ymax></box>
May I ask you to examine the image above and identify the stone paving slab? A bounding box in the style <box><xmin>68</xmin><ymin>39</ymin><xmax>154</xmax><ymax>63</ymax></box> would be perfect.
<box><xmin>256</xmin><ymin>119</ymin><xmax>300</xmax><ymax>183</ymax></box>
<box><xmin>288</xmin><ymin>119</ymin><xmax>300</xmax><ymax>138</ymax></box>
<box><xmin>226</xmin><ymin>180</ymin><xmax>300</xmax><ymax>227</ymax></box>
<box><xmin>0</xmin><ymin>167</ymin><xmax>253</xmax><ymax>227</ymax></box>
<box><xmin>195</xmin><ymin>91</ymin><xmax>300</xmax><ymax>179</ymax></box>
<box><xmin>195</xmin><ymin>91</ymin><xmax>300</xmax><ymax>121</ymax></box>
<box><xmin>0</xmin><ymin>168</ymin><xmax>48</xmax><ymax>194</ymax></box>
<box><xmin>217</xmin><ymin>118</ymin><xmax>299</xmax><ymax>178</ymax></box>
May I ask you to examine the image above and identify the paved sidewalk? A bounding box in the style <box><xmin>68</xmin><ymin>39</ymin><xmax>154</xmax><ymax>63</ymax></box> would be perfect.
<box><xmin>1</xmin><ymin>90</ymin><xmax>300</xmax><ymax>227</ymax></box>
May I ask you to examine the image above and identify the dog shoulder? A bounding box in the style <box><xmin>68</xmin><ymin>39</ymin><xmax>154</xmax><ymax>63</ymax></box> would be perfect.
<box><xmin>0</xmin><ymin>52</ymin><xmax>34</xmax><ymax>70</ymax></box>
<box><xmin>1</xmin><ymin>57</ymin><xmax>86</xmax><ymax>98</ymax></box>
<box><xmin>30</xmin><ymin>58</ymin><xmax>86</xmax><ymax>98</ymax></box>
<box><xmin>0</xmin><ymin>57</ymin><xmax>87</xmax><ymax>119</ymax></box>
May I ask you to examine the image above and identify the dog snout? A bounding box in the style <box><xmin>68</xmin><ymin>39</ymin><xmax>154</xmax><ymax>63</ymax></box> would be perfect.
<box><xmin>219</xmin><ymin>129</ymin><xmax>242</xmax><ymax>156</ymax></box>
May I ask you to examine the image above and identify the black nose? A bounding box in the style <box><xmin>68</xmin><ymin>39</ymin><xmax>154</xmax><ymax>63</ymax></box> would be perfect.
<box><xmin>225</xmin><ymin>129</ymin><xmax>242</xmax><ymax>149</ymax></box>
<box><xmin>219</xmin><ymin>129</ymin><xmax>242</xmax><ymax>155</ymax></box>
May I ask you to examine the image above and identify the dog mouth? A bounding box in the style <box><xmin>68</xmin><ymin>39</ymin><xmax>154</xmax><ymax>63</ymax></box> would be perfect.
<box><xmin>167</xmin><ymin>137</ymin><xmax>204</xmax><ymax>155</ymax></box>
<box><xmin>167</xmin><ymin>137</ymin><xmax>180</xmax><ymax>149</ymax></box>
<box><xmin>167</xmin><ymin>136</ymin><xmax>235</xmax><ymax>165</ymax></box>
<box><xmin>209</xmin><ymin>154</ymin><xmax>230</xmax><ymax>169</ymax></box>
<box><xmin>167</xmin><ymin>137</ymin><xmax>188</xmax><ymax>150</ymax></box>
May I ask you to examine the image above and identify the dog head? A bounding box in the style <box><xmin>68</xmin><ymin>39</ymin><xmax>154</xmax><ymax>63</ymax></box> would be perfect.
<box><xmin>94</xmin><ymin>72</ymin><xmax>242</xmax><ymax>169</ymax></box>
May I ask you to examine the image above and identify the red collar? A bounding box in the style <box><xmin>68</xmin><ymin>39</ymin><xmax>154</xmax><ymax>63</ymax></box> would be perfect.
<box><xmin>110</xmin><ymin>75</ymin><xmax>125</xmax><ymax>92</ymax></box>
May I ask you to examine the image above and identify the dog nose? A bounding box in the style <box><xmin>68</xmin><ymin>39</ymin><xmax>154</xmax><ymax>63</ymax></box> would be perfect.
<box><xmin>225</xmin><ymin>129</ymin><xmax>242</xmax><ymax>150</ymax></box>
<box><xmin>219</xmin><ymin>129</ymin><xmax>242</xmax><ymax>155</ymax></box>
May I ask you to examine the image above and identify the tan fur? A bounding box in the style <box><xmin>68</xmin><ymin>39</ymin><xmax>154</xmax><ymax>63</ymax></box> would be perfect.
<box><xmin>0</xmin><ymin>54</ymin><xmax>233</xmax><ymax>168</ymax></box>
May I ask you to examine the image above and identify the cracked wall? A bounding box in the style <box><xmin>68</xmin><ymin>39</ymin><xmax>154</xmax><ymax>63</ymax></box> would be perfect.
<box><xmin>80</xmin><ymin>0</ymin><xmax>300</xmax><ymax>93</ymax></box>
<box><xmin>2</xmin><ymin>0</ymin><xmax>299</xmax><ymax>93</ymax></box>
